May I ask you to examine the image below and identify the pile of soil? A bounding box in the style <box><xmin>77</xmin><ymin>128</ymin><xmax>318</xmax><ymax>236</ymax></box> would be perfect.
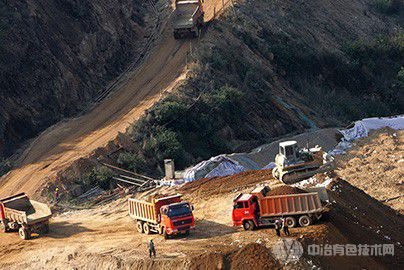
<box><xmin>267</xmin><ymin>185</ymin><xmax>306</xmax><ymax>196</ymax></box>
<box><xmin>335</xmin><ymin>129</ymin><xmax>404</xmax><ymax>212</ymax></box>
<box><xmin>226</xmin><ymin>243</ymin><xmax>277</xmax><ymax>270</ymax></box>
<box><xmin>180</xmin><ymin>170</ymin><xmax>274</xmax><ymax>198</ymax></box>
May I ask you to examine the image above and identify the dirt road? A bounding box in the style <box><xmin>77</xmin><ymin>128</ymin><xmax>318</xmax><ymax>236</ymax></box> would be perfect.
<box><xmin>0</xmin><ymin>0</ymin><xmax>229</xmax><ymax>198</ymax></box>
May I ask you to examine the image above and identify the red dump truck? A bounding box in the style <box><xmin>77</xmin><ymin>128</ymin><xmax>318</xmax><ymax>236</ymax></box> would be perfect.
<box><xmin>129</xmin><ymin>194</ymin><xmax>195</xmax><ymax>239</ymax></box>
<box><xmin>0</xmin><ymin>193</ymin><xmax>52</xmax><ymax>240</ymax></box>
<box><xmin>232</xmin><ymin>186</ymin><xmax>329</xmax><ymax>230</ymax></box>
<box><xmin>173</xmin><ymin>0</ymin><xmax>204</xmax><ymax>39</ymax></box>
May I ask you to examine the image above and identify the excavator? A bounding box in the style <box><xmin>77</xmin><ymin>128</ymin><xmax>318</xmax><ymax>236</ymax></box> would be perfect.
<box><xmin>272</xmin><ymin>141</ymin><xmax>335</xmax><ymax>184</ymax></box>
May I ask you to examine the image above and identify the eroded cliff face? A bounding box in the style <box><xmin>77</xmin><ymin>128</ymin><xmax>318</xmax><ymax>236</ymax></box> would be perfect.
<box><xmin>0</xmin><ymin>0</ymin><xmax>154</xmax><ymax>157</ymax></box>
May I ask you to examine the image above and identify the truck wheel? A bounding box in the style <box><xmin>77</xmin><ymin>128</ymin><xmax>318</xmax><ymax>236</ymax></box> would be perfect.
<box><xmin>143</xmin><ymin>223</ymin><xmax>151</xmax><ymax>235</ymax></box>
<box><xmin>242</xmin><ymin>220</ymin><xmax>255</xmax><ymax>231</ymax></box>
<box><xmin>285</xmin><ymin>217</ymin><xmax>297</xmax><ymax>228</ymax></box>
<box><xmin>162</xmin><ymin>228</ymin><xmax>169</xmax><ymax>240</ymax></box>
<box><xmin>184</xmin><ymin>230</ymin><xmax>190</xmax><ymax>236</ymax></box>
<box><xmin>42</xmin><ymin>224</ymin><xmax>50</xmax><ymax>234</ymax></box>
<box><xmin>136</xmin><ymin>221</ymin><xmax>144</xmax><ymax>233</ymax></box>
<box><xmin>299</xmin><ymin>215</ymin><xmax>312</xmax><ymax>227</ymax></box>
<box><xmin>1</xmin><ymin>222</ymin><xmax>7</xmax><ymax>233</ymax></box>
<box><xmin>19</xmin><ymin>227</ymin><xmax>31</xmax><ymax>240</ymax></box>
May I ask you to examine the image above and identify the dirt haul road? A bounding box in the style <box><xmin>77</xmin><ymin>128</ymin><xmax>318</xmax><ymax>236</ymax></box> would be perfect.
<box><xmin>0</xmin><ymin>0</ymin><xmax>228</xmax><ymax>198</ymax></box>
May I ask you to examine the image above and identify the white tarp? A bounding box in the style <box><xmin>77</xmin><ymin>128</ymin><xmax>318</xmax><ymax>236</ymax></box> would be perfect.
<box><xmin>329</xmin><ymin>115</ymin><xmax>404</xmax><ymax>155</ymax></box>
<box><xmin>183</xmin><ymin>155</ymin><xmax>246</xmax><ymax>182</ymax></box>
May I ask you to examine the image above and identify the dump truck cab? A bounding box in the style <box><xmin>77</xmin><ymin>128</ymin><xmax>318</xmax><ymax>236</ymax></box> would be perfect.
<box><xmin>232</xmin><ymin>194</ymin><xmax>259</xmax><ymax>230</ymax></box>
<box><xmin>160</xmin><ymin>201</ymin><xmax>195</xmax><ymax>235</ymax></box>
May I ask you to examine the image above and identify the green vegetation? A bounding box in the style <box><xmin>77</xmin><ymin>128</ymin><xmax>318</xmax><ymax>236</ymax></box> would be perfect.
<box><xmin>117</xmin><ymin>152</ymin><xmax>145</xmax><ymax>172</ymax></box>
<box><xmin>374</xmin><ymin>0</ymin><xmax>403</xmax><ymax>14</ymax></box>
<box><xmin>90</xmin><ymin>166</ymin><xmax>116</xmax><ymax>190</ymax></box>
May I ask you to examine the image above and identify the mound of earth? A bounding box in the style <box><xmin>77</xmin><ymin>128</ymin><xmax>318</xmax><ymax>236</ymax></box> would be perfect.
<box><xmin>336</xmin><ymin>129</ymin><xmax>404</xmax><ymax>212</ymax></box>
<box><xmin>180</xmin><ymin>169</ymin><xmax>274</xmax><ymax>198</ymax></box>
<box><xmin>226</xmin><ymin>243</ymin><xmax>277</xmax><ymax>270</ymax></box>
<box><xmin>267</xmin><ymin>185</ymin><xmax>306</xmax><ymax>196</ymax></box>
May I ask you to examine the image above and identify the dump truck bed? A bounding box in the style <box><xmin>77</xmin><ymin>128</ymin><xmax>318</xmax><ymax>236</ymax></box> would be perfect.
<box><xmin>258</xmin><ymin>192</ymin><xmax>324</xmax><ymax>217</ymax></box>
<box><xmin>173</xmin><ymin>1</ymin><xmax>200</xmax><ymax>29</ymax></box>
<box><xmin>128</xmin><ymin>194</ymin><xmax>182</xmax><ymax>224</ymax></box>
<box><xmin>0</xmin><ymin>193</ymin><xmax>52</xmax><ymax>225</ymax></box>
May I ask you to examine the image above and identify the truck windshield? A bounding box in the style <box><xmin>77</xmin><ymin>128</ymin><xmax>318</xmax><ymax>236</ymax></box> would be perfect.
<box><xmin>167</xmin><ymin>203</ymin><xmax>192</xmax><ymax>218</ymax></box>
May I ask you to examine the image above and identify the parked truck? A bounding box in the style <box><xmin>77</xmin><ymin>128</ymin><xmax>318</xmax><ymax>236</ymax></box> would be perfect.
<box><xmin>173</xmin><ymin>0</ymin><xmax>204</xmax><ymax>39</ymax></box>
<box><xmin>129</xmin><ymin>194</ymin><xmax>195</xmax><ymax>239</ymax></box>
<box><xmin>0</xmin><ymin>193</ymin><xmax>52</xmax><ymax>240</ymax></box>
<box><xmin>232</xmin><ymin>186</ymin><xmax>329</xmax><ymax>230</ymax></box>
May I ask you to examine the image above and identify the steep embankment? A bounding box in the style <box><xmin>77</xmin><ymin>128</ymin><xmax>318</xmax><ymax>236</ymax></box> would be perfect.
<box><xmin>116</xmin><ymin>0</ymin><xmax>403</xmax><ymax>176</ymax></box>
<box><xmin>0</xmin><ymin>0</ymin><xmax>155</xmax><ymax>158</ymax></box>
<box><xmin>0</xmin><ymin>0</ymin><xmax>230</xmax><ymax>198</ymax></box>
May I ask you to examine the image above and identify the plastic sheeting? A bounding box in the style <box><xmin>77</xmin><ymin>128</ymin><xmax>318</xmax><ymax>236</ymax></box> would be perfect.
<box><xmin>183</xmin><ymin>155</ymin><xmax>246</xmax><ymax>182</ymax></box>
<box><xmin>329</xmin><ymin>115</ymin><xmax>404</xmax><ymax>155</ymax></box>
<box><xmin>205</xmin><ymin>161</ymin><xmax>245</xmax><ymax>178</ymax></box>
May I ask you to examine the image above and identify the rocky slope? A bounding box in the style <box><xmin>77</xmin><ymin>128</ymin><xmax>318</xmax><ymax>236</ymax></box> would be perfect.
<box><xmin>119</xmin><ymin>0</ymin><xmax>403</xmax><ymax>174</ymax></box>
<box><xmin>0</xmin><ymin>0</ymin><xmax>155</xmax><ymax>158</ymax></box>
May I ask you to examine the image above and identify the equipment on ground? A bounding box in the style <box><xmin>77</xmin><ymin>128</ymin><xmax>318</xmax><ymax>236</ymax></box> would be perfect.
<box><xmin>0</xmin><ymin>193</ymin><xmax>52</xmax><ymax>240</ymax></box>
<box><xmin>173</xmin><ymin>0</ymin><xmax>204</xmax><ymax>39</ymax></box>
<box><xmin>232</xmin><ymin>186</ymin><xmax>329</xmax><ymax>230</ymax></box>
<box><xmin>272</xmin><ymin>141</ymin><xmax>335</xmax><ymax>184</ymax></box>
<box><xmin>128</xmin><ymin>194</ymin><xmax>195</xmax><ymax>239</ymax></box>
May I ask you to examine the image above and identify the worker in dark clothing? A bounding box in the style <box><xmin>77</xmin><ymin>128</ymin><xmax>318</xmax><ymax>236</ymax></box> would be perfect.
<box><xmin>148</xmin><ymin>239</ymin><xmax>156</xmax><ymax>258</ymax></box>
<box><xmin>282</xmin><ymin>218</ymin><xmax>290</xmax><ymax>236</ymax></box>
<box><xmin>274</xmin><ymin>219</ymin><xmax>281</xmax><ymax>237</ymax></box>
<box><xmin>54</xmin><ymin>188</ymin><xmax>59</xmax><ymax>205</ymax></box>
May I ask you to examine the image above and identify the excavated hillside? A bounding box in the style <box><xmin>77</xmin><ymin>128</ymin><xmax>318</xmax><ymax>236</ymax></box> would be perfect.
<box><xmin>0</xmin><ymin>0</ymin><xmax>156</xmax><ymax>158</ymax></box>
<box><xmin>118</xmin><ymin>0</ymin><xmax>403</xmax><ymax>178</ymax></box>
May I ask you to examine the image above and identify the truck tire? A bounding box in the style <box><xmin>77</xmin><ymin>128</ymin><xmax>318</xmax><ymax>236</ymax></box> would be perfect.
<box><xmin>299</xmin><ymin>215</ymin><xmax>312</xmax><ymax>227</ymax></box>
<box><xmin>143</xmin><ymin>223</ymin><xmax>151</xmax><ymax>235</ymax></box>
<box><xmin>184</xmin><ymin>230</ymin><xmax>190</xmax><ymax>236</ymax></box>
<box><xmin>162</xmin><ymin>228</ymin><xmax>169</xmax><ymax>240</ymax></box>
<box><xmin>42</xmin><ymin>224</ymin><xmax>50</xmax><ymax>234</ymax></box>
<box><xmin>0</xmin><ymin>222</ymin><xmax>7</xmax><ymax>233</ymax></box>
<box><xmin>136</xmin><ymin>221</ymin><xmax>144</xmax><ymax>233</ymax></box>
<box><xmin>285</xmin><ymin>217</ymin><xmax>297</xmax><ymax>228</ymax></box>
<box><xmin>242</xmin><ymin>220</ymin><xmax>255</xmax><ymax>231</ymax></box>
<box><xmin>19</xmin><ymin>227</ymin><xmax>31</xmax><ymax>240</ymax></box>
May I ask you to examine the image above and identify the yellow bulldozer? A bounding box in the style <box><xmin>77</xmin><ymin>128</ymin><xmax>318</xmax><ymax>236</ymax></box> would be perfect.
<box><xmin>272</xmin><ymin>141</ymin><xmax>335</xmax><ymax>184</ymax></box>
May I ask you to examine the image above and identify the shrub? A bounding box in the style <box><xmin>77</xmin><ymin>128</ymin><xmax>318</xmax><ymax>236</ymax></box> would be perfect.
<box><xmin>91</xmin><ymin>166</ymin><xmax>115</xmax><ymax>190</ymax></box>
<box><xmin>117</xmin><ymin>152</ymin><xmax>145</xmax><ymax>172</ymax></box>
<box><xmin>375</xmin><ymin>0</ymin><xmax>402</xmax><ymax>14</ymax></box>
<box><xmin>397</xmin><ymin>66</ymin><xmax>404</xmax><ymax>88</ymax></box>
<box><xmin>155</xmin><ymin>130</ymin><xmax>184</xmax><ymax>161</ymax></box>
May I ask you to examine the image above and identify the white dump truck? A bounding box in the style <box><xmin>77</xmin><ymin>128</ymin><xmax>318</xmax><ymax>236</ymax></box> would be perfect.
<box><xmin>173</xmin><ymin>0</ymin><xmax>205</xmax><ymax>39</ymax></box>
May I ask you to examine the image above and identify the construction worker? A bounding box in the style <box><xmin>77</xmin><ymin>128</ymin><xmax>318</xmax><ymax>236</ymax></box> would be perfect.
<box><xmin>148</xmin><ymin>239</ymin><xmax>156</xmax><ymax>258</ymax></box>
<box><xmin>274</xmin><ymin>219</ymin><xmax>281</xmax><ymax>237</ymax></box>
<box><xmin>282</xmin><ymin>217</ymin><xmax>290</xmax><ymax>236</ymax></box>
<box><xmin>54</xmin><ymin>188</ymin><xmax>59</xmax><ymax>205</ymax></box>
